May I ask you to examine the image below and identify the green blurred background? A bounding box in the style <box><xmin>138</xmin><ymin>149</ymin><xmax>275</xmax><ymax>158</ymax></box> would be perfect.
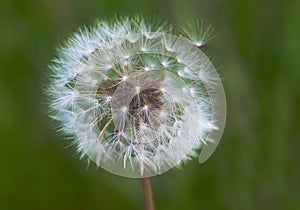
<box><xmin>1</xmin><ymin>0</ymin><xmax>299</xmax><ymax>209</ymax></box>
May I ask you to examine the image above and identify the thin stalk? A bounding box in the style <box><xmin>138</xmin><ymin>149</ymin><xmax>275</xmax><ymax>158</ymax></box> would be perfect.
<box><xmin>140</xmin><ymin>177</ymin><xmax>155</xmax><ymax>210</ymax></box>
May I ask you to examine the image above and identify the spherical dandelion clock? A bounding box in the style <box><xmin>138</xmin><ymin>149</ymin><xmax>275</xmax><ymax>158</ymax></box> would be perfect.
<box><xmin>47</xmin><ymin>17</ymin><xmax>226</xmax><ymax>180</ymax></box>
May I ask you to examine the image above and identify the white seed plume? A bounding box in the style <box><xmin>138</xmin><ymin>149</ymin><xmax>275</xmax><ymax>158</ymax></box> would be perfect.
<box><xmin>47</xmin><ymin>16</ymin><xmax>226</xmax><ymax>178</ymax></box>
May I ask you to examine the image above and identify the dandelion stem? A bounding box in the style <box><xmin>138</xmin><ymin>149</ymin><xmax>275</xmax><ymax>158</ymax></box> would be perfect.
<box><xmin>141</xmin><ymin>177</ymin><xmax>155</xmax><ymax>210</ymax></box>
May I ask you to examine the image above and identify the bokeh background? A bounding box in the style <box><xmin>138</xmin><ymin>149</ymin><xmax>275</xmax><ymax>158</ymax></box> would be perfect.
<box><xmin>1</xmin><ymin>0</ymin><xmax>299</xmax><ymax>209</ymax></box>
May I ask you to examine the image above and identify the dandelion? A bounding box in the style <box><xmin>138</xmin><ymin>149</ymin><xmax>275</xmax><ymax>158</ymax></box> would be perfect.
<box><xmin>47</xmin><ymin>16</ymin><xmax>226</xmax><ymax>179</ymax></box>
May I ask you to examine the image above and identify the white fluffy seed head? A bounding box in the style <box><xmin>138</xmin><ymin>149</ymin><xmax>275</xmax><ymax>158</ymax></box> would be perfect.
<box><xmin>47</xmin><ymin>16</ymin><xmax>226</xmax><ymax>178</ymax></box>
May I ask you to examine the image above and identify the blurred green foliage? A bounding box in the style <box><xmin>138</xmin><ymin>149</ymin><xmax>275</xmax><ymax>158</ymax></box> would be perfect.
<box><xmin>0</xmin><ymin>0</ymin><xmax>299</xmax><ymax>209</ymax></box>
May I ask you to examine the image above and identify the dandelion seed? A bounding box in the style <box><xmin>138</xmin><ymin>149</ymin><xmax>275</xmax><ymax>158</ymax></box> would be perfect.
<box><xmin>122</xmin><ymin>76</ymin><xmax>128</xmax><ymax>81</ymax></box>
<box><xmin>181</xmin><ymin>19</ymin><xmax>216</xmax><ymax>47</ymax></box>
<box><xmin>47</xmin><ymin>16</ymin><xmax>226</xmax><ymax>178</ymax></box>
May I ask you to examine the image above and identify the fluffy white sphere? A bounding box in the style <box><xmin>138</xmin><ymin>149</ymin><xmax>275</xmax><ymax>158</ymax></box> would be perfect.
<box><xmin>47</xmin><ymin>17</ymin><xmax>226</xmax><ymax>178</ymax></box>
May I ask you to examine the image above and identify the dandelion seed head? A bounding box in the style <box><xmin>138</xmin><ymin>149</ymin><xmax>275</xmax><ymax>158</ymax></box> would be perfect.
<box><xmin>48</xmin><ymin>16</ymin><xmax>226</xmax><ymax>178</ymax></box>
